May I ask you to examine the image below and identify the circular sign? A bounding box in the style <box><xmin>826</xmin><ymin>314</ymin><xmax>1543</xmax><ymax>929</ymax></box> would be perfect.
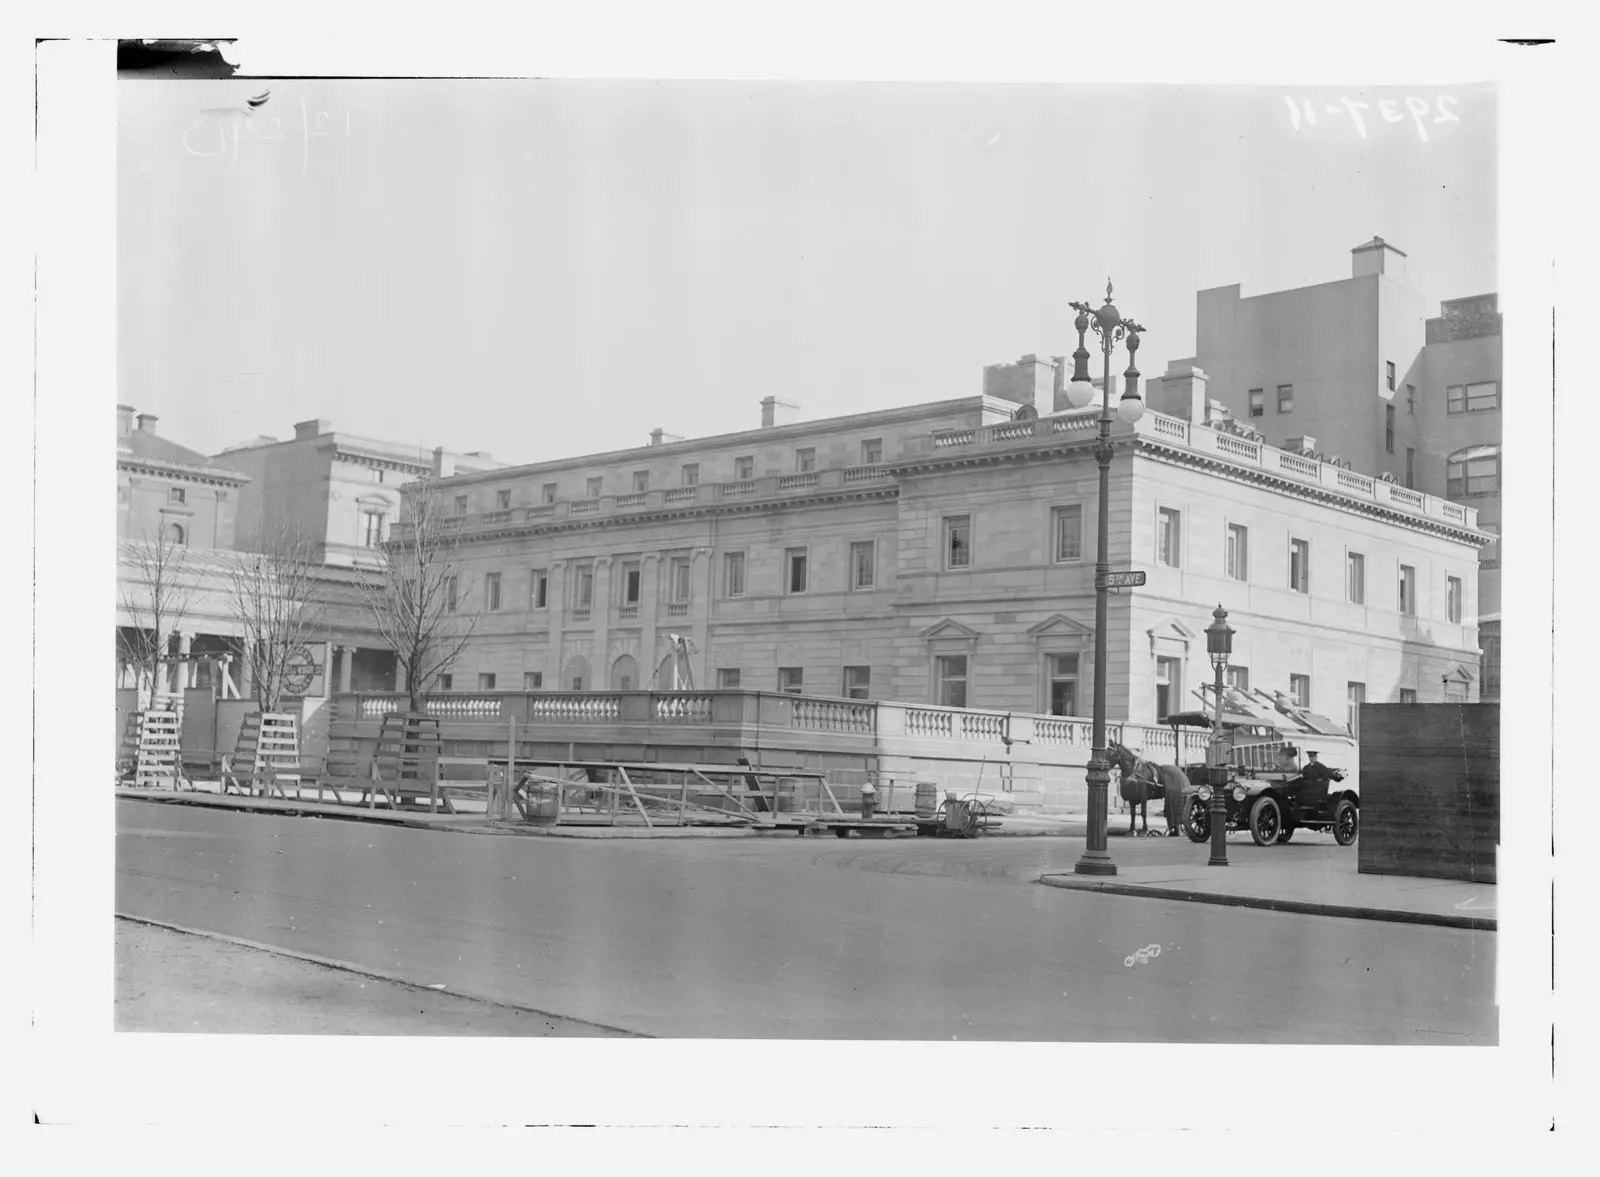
<box><xmin>283</xmin><ymin>645</ymin><xmax>318</xmax><ymax>694</ymax></box>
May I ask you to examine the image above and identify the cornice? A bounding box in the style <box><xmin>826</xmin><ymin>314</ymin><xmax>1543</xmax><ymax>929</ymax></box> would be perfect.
<box><xmin>119</xmin><ymin>457</ymin><xmax>251</xmax><ymax>488</ymax></box>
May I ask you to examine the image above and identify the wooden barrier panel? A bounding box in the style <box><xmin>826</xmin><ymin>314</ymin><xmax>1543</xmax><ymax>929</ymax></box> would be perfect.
<box><xmin>1357</xmin><ymin>703</ymin><xmax>1498</xmax><ymax>883</ymax></box>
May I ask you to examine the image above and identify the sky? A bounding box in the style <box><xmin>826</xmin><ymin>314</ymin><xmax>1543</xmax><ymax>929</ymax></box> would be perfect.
<box><xmin>118</xmin><ymin>79</ymin><xmax>1496</xmax><ymax>466</ymax></box>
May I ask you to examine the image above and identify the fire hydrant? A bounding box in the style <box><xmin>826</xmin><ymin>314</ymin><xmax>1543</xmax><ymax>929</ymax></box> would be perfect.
<box><xmin>860</xmin><ymin>782</ymin><xmax>876</xmax><ymax>820</ymax></box>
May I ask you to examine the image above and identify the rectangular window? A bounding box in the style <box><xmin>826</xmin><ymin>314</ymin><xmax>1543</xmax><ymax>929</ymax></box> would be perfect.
<box><xmin>1385</xmin><ymin>404</ymin><xmax>1395</xmax><ymax>453</ymax></box>
<box><xmin>1447</xmin><ymin>453</ymin><xmax>1500</xmax><ymax>497</ymax></box>
<box><xmin>1447</xmin><ymin>575</ymin><xmax>1463</xmax><ymax>623</ymax></box>
<box><xmin>586</xmin><ymin>477</ymin><xmax>603</xmax><ymax>498</ymax></box>
<box><xmin>1449</xmin><ymin>382</ymin><xmax>1499</xmax><ymax>413</ymax></box>
<box><xmin>1399</xmin><ymin>687</ymin><xmax>1417</xmax><ymax>704</ymax></box>
<box><xmin>724</xmin><ymin>552</ymin><xmax>746</xmax><ymax>597</ymax></box>
<box><xmin>446</xmin><ymin>576</ymin><xmax>458</xmax><ymax>613</ymax></box>
<box><xmin>944</xmin><ymin>515</ymin><xmax>972</xmax><ymax>570</ymax></box>
<box><xmin>1277</xmin><ymin>384</ymin><xmax>1294</xmax><ymax>413</ymax></box>
<box><xmin>363</xmin><ymin>510</ymin><xmax>385</xmax><ymax>547</ymax></box>
<box><xmin>1405</xmin><ymin>448</ymin><xmax>1416</xmax><ymax>489</ymax></box>
<box><xmin>479</xmin><ymin>672</ymin><xmax>497</xmax><ymax>691</ymax></box>
<box><xmin>795</xmin><ymin>448</ymin><xmax>816</xmax><ymax>473</ymax></box>
<box><xmin>670</xmin><ymin>557</ymin><xmax>691</xmax><ymax>603</ymax></box>
<box><xmin>861</xmin><ymin>438</ymin><xmax>883</xmax><ymax>465</ymax></box>
<box><xmin>1406</xmin><ymin>384</ymin><xmax>1416</xmax><ymax>415</ymax></box>
<box><xmin>1386</xmin><ymin>360</ymin><xmax>1396</xmax><ymax>391</ymax></box>
<box><xmin>935</xmin><ymin>655</ymin><xmax>968</xmax><ymax>708</ymax></box>
<box><xmin>622</xmin><ymin>561</ymin><xmax>641</xmax><ymax>605</ymax></box>
<box><xmin>1155</xmin><ymin>656</ymin><xmax>1180</xmax><ymax>721</ymax></box>
<box><xmin>454</xmin><ymin>494</ymin><xmax>469</xmax><ymax>515</ymax></box>
<box><xmin>1053</xmin><ymin>505</ymin><xmax>1083</xmax><ymax>562</ymax></box>
<box><xmin>577</xmin><ymin>566</ymin><xmax>594</xmax><ymax>608</ymax></box>
<box><xmin>1047</xmin><ymin>653</ymin><xmax>1079</xmax><ymax>717</ymax></box>
<box><xmin>1248</xmin><ymin>388</ymin><xmax>1264</xmax><ymax>418</ymax></box>
<box><xmin>1157</xmin><ymin>507</ymin><xmax>1181</xmax><ymax>567</ymax></box>
<box><xmin>843</xmin><ymin>666</ymin><xmax>871</xmax><ymax>700</ymax></box>
<box><xmin>734</xmin><ymin>456</ymin><xmax>754</xmax><ymax>480</ymax></box>
<box><xmin>717</xmin><ymin>668</ymin><xmax>742</xmax><ymax>689</ymax></box>
<box><xmin>681</xmin><ymin>463</ymin><xmax>699</xmax><ymax>486</ymax></box>
<box><xmin>1226</xmin><ymin>665</ymin><xmax>1250</xmax><ymax>692</ymax></box>
<box><xmin>531</xmin><ymin>570</ymin><xmax>548</xmax><ymax>609</ymax></box>
<box><xmin>571</xmin><ymin>677</ymin><xmax>583</xmax><ymax>691</ymax></box>
<box><xmin>1226</xmin><ymin>523</ymin><xmax>1249</xmax><ymax>581</ymax></box>
<box><xmin>485</xmin><ymin>572</ymin><xmax>502</xmax><ymax>611</ymax></box>
<box><xmin>778</xmin><ymin>667</ymin><xmax>804</xmax><ymax>695</ymax></box>
<box><xmin>496</xmin><ymin>489</ymin><xmax>511</xmax><ymax>510</ymax></box>
<box><xmin>632</xmin><ymin>470</ymin><xmax>650</xmax><ymax>493</ymax></box>
<box><xmin>1346</xmin><ymin>552</ymin><xmax>1365</xmax><ymax>604</ymax></box>
<box><xmin>850</xmin><ymin>541</ymin><xmax>876</xmax><ymax>590</ymax></box>
<box><xmin>440</xmin><ymin>674</ymin><xmax>453</xmax><ymax>691</ymax></box>
<box><xmin>1289</xmin><ymin>538</ymin><xmax>1310</xmax><ymax>593</ymax></box>
<box><xmin>541</xmin><ymin>482</ymin><xmax>557</xmax><ymax>504</ymax></box>
<box><xmin>786</xmin><ymin>548</ymin><xmax>808</xmax><ymax>593</ymax></box>
<box><xmin>1399</xmin><ymin>564</ymin><xmax>1416</xmax><ymax>616</ymax></box>
<box><xmin>1347</xmin><ymin>682</ymin><xmax>1365</xmax><ymax>738</ymax></box>
<box><xmin>168</xmin><ymin>486</ymin><xmax>186</xmax><ymax>504</ymax></box>
<box><xmin>524</xmin><ymin>671</ymin><xmax>543</xmax><ymax>691</ymax></box>
<box><xmin>1289</xmin><ymin>674</ymin><xmax>1310</xmax><ymax>708</ymax></box>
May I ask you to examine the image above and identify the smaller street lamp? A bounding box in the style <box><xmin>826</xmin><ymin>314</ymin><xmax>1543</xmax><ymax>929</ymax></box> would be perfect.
<box><xmin>1205</xmin><ymin>604</ymin><xmax>1234</xmax><ymax>867</ymax></box>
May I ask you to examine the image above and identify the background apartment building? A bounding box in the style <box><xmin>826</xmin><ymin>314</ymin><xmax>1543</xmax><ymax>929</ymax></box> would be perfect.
<box><xmin>407</xmin><ymin>371</ymin><xmax>1488</xmax><ymax>727</ymax></box>
<box><xmin>1191</xmin><ymin>238</ymin><xmax>1501</xmax><ymax>697</ymax></box>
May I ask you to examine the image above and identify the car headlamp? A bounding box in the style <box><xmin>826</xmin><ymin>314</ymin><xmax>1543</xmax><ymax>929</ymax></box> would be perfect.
<box><xmin>1232</xmin><ymin>785</ymin><xmax>1247</xmax><ymax>803</ymax></box>
<box><xmin>1197</xmin><ymin>785</ymin><xmax>1213</xmax><ymax>802</ymax></box>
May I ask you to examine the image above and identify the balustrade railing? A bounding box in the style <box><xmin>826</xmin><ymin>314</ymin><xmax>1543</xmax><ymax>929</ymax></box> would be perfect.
<box><xmin>792</xmin><ymin>697</ymin><xmax>875</xmax><ymax>734</ymax></box>
<box><xmin>570</xmin><ymin>499</ymin><xmax>601</xmax><ymax>515</ymax></box>
<box><xmin>721</xmin><ymin>480</ymin><xmax>758</xmax><ymax>498</ymax></box>
<box><xmin>427</xmin><ymin>695</ymin><xmax>503</xmax><ymax>718</ymax></box>
<box><xmin>842</xmin><ymin>464</ymin><xmax>891</xmax><ymax>483</ymax></box>
<box><xmin>528</xmin><ymin>693</ymin><xmax>621</xmax><ymax>722</ymax></box>
<box><xmin>618</xmin><ymin>604</ymin><xmax>639</xmax><ymax>620</ymax></box>
<box><xmin>904</xmin><ymin>707</ymin><xmax>955</xmax><ymax>737</ymax></box>
<box><xmin>482</xmin><ymin>509</ymin><xmax>513</xmax><ymax>524</ymax></box>
<box><xmin>614</xmin><ymin>492</ymin><xmax>647</xmax><ymax>508</ymax></box>
<box><xmin>777</xmin><ymin>473</ymin><xmax>819</xmax><ymax>491</ymax></box>
<box><xmin>571</xmin><ymin>606</ymin><xmax>592</xmax><ymax>622</ymax></box>
<box><xmin>525</xmin><ymin>504</ymin><xmax>556</xmax><ymax>518</ymax></box>
<box><xmin>664</xmin><ymin>486</ymin><xmax>699</xmax><ymax>502</ymax></box>
<box><xmin>653</xmin><ymin>693</ymin><xmax>713</xmax><ymax>722</ymax></box>
<box><xmin>665</xmin><ymin>602</ymin><xmax>690</xmax><ymax>618</ymax></box>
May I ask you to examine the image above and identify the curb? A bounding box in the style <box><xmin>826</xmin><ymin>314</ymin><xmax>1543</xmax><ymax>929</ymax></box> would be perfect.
<box><xmin>1036</xmin><ymin>874</ymin><xmax>1496</xmax><ymax>932</ymax></box>
<box><xmin>114</xmin><ymin>912</ymin><xmax>650</xmax><ymax>1036</ymax></box>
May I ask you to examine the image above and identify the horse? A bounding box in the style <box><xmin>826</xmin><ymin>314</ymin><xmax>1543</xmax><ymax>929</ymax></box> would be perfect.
<box><xmin>1106</xmin><ymin>740</ymin><xmax>1186</xmax><ymax>836</ymax></box>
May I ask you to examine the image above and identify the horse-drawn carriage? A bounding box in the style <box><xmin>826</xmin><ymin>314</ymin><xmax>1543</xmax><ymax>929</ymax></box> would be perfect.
<box><xmin>1106</xmin><ymin>684</ymin><xmax>1361</xmax><ymax>847</ymax></box>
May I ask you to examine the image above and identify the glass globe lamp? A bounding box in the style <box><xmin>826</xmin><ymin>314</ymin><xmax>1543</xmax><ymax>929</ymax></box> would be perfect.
<box><xmin>1064</xmin><ymin>379</ymin><xmax>1097</xmax><ymax>409</ymax></box>
<box><xmin>1116</xmin><ymin>391</ymin><xmax>1145</xmax><ymax>423</ymax></box>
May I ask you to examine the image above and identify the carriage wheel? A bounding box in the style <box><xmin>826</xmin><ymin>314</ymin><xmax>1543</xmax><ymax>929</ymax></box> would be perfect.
<box><xmin>1276</xmin><ymin>824</ymin><xmax>1295</xmax><ymax>844</ymax></box>
<box><xmin>1185</xmin><ymin>797</ymin><xmax>1210</xmax><ymax>844</ymax></box>
<box><xmin>1248</xmin><ymin>796</ymin><xmax>1282</xmax><ymax>847</ymax></box>
<box><xmin>1333</xmin><ymin>798</ymin><xmax>1359</xmax><ymax>846</ymax></box>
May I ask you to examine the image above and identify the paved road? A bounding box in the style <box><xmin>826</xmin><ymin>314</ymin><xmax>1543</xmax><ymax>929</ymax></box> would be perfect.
<box><xmin>115</xmin><ymin>799</ymin><xmax>1496</xmax><ymax>1043</ymax></box>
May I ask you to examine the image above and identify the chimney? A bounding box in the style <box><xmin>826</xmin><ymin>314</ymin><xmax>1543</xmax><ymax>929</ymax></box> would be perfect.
<box><xmin>1351</xmin><ymin>236</ymin><xmax>1408</xmax><ymax>283</ymax></box>
<box><xmin>1149</xmin><ymin>359</ymin><xmax>1209</xmax><ymax>423</ymax></box>
<box><xmin>294</xmin><ymin>418</ymin><xmax>331</xmax><ymax>441</ymax></box>
<box><xmin>432</xmin><ymin>446</ymin><xmax>455</xmax><ymax>478</ymax></box>
<box><xmin>649</xmin><ymin>428</ymin><xmax>685</xmax><ymax>447</ymax></box>
<box><xmin>116</xmin><ymin>405</ymin><xmax>135</xmax><ymax>439</ymax></box>
<box><xmin>760</xmin><ymin>396</ymin><xmax>801</xmax><ymax>429</ymax></box>
<box><xmin>983</xmin><ymin>354</ymin><xmax>1059</xmax><ymax>413</ymax></box>
<box><xmin>136</xmin><ymin>413</ymin><xmax>159</xmax><ymax>435</ymax></box>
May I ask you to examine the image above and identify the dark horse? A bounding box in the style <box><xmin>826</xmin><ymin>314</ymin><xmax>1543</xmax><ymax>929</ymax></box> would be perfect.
<box><xmin>1107</xmin><ymin>740</ymin><xmax>1186</xmax><ymax>836</ymax></box>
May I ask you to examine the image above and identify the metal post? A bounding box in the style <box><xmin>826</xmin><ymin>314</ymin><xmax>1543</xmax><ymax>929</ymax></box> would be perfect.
<box><xmin>1075</xmin><ymin>330</ymin><xmax>1118</xmax><ymax>875</ymax></box>
<box><xmin>1208</xmin><ymin>660</ymin><xmax>1230</xmax><ymax>866</ymax></box>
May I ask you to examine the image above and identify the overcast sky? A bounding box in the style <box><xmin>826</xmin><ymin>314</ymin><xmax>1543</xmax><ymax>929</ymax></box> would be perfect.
<box><xmin>118</xmin><ymin>79</ymin><xmax>1496</xmax><ymax>465</ymax></box>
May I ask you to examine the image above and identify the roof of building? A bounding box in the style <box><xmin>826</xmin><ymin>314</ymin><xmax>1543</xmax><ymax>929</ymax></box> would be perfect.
<box><xmin>120</xmin><ymin>429</ymin><xmax>251</xmax><ymax>482</ymax></box>
<box><xmin>116</xmin><ymin>538</ymin><xmax>380</xmax><ymax>587</ymax></box>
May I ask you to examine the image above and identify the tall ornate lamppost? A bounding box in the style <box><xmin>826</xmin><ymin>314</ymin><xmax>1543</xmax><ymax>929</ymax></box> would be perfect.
<box><xmin>1205</xmin><ymin>604</ymin><xmax>1235</xmax><ymax>867</ymax></box>
<box><xmin>1067</xmin><ymin>281</ymin><xmax>1146</xmax><ymax>877</ymax></box>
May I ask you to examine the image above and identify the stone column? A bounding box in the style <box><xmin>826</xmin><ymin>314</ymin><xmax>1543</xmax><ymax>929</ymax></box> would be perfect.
<box><xmin>338</xmin><ymin>645</ymin><xmax>354</xmax><ymax>693</ymax></box>
<box><xmin>690</xmin><ymin>548</ymin><xmax>712</xmax><ymax>688</ymax></box>
<box><xmin>640</xmin><ymin>553</ymin><xmax>661</xmax><ymax>688</ymax></box>
<box><xmin>592</xmin><ymin>556</ymin><xmax>614</xmax><ymax>691</ymax></box>
<box><xmin>176</xmin><ymin>631</ymin><xmax>193</xmax><ymax>690</ymax></box>
<box><xmin>548</xmin><ymin>559</ymin><xmax>568</xmax><ymax>689</ymax></box>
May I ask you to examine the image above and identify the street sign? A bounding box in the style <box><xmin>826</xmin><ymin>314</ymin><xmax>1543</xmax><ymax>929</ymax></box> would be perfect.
<box><xmin>1104</xmin><ymin>571</ymin><xmax>1147</xmax><ymax>589</ymax></box>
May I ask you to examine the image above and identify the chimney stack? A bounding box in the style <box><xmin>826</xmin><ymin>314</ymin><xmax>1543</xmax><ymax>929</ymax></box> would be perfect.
<box><xmin>294</xmin><ymin>419</ymin><xmax>331</xmax><ymax>441</ymax></box>
<box><xmin>760</xmin><ymin>396</ymin><xmax>801</xmax><ymax>429</ymax></box>
<box><xmin>1351</xmin><ymin>236</ymin><xmax>1408</xmax><ymax>284</ymax></box>
<box><xmin>117</xmin><ymin>405</ymin><xmax>135</xmax><ymax>439</ymax></box>
<box><xmin>1149</xmin><ymin>359</ymin><xmax>1209</xmax><ymax>422</ymax></box>
<box><xmin>135</xmin><ymin>413</ymin><xmax>159</xmax><ymax>435</ymax></box>
<box><xmin>649</xmin><ymin>428</ymin><xmax>686</xmax><ymax>447</ymax></box>
<box><xmin>983</xmin><ymin>354</ymin><xmax>1062</xmax><ymax>413</ymax></box>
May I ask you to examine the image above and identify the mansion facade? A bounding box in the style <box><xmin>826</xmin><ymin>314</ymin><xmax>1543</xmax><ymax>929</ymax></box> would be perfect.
<box><xmin>404</xmin><ymin>381</ymin><xmax>1489</xmax><ymax>730</ymax></box>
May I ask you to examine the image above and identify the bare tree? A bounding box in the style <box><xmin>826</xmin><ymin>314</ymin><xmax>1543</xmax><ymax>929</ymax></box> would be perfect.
<box><xmin>358</xmin><ymin>477</ymin><xmax>478</xmax><ymax>712</ymax></box>
<box><xmin>226</xmin><ymin>522</ymin><xmax>326</xmax><ymax>713</ymax></box>
<box><xmin>117</xmin><ymin>529</ymin><xmax>195</xmax><ymax>706</ymax></box>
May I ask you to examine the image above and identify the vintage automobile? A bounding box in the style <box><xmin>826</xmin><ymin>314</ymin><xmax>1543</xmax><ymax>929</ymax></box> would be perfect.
<box><xmin>1163</xmin><ymin>700</ymin><xmax>1360</xmax><ymax>847</ymax></box>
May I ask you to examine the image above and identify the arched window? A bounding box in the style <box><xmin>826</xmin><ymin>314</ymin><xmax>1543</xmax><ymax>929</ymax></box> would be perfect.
<box><xmin>1446</xmin><ymin>445</ymin><xmax>1500</xmax><ymax>498</ymax></box>
<box><xmin>167</xmin><ymin>522</ymin><xmax>186</xmax><ymax>545</ymax></box>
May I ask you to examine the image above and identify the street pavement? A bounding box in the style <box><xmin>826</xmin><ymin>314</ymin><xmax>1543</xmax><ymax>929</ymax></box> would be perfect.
<box><xmin>115</xmin><ymin>797</ymin><xmax>1497</xmax><ymax>1043</ymax></box>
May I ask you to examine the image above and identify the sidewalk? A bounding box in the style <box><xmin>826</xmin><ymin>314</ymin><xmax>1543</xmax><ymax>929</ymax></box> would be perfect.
<box><xmin>115</xmin><ymin>787</ymin><xmax>1090</xmax><ymax>838</ymax></box>
<box><xmin>1038</xmin><ymin>848</ymin><xmax>1496</xmax><ymax>931</ymax></box>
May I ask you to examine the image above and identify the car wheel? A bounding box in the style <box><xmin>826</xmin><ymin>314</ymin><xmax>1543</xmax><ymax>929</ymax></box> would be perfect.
<box><xmin>1333</xmin><ymin>798</ymin><xmax>1359</xmax><ymax>846</ymax></box>
<box><xmin>1249</xmin><ymin>796</ymin><xmax>1282</xmax><ymax>846</ymax></box>
<box><xmin>1185</xmin><ymin>797</ymin><xmax>1210</xmax><ymax>843</ymax></box>
<box><xmin>1276</xmin><ymin>824</ymin><xmax>1294</xmax><ymax>844</ymax></box>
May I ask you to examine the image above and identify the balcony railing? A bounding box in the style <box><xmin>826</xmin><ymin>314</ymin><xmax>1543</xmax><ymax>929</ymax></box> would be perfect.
<box><xmin>618</xmin><ymin>604</ymin><xmax>639</xmax><ymax>620</ymax></box>
<box><xmin>615</xmin><ymin>492</ymin><xmax>647</xmax><ymax>508</ymax></box>
<box><xmin>665</xmin><ymin>602</ymin><xmax>690</xmax><ymax>618</ymax></box>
